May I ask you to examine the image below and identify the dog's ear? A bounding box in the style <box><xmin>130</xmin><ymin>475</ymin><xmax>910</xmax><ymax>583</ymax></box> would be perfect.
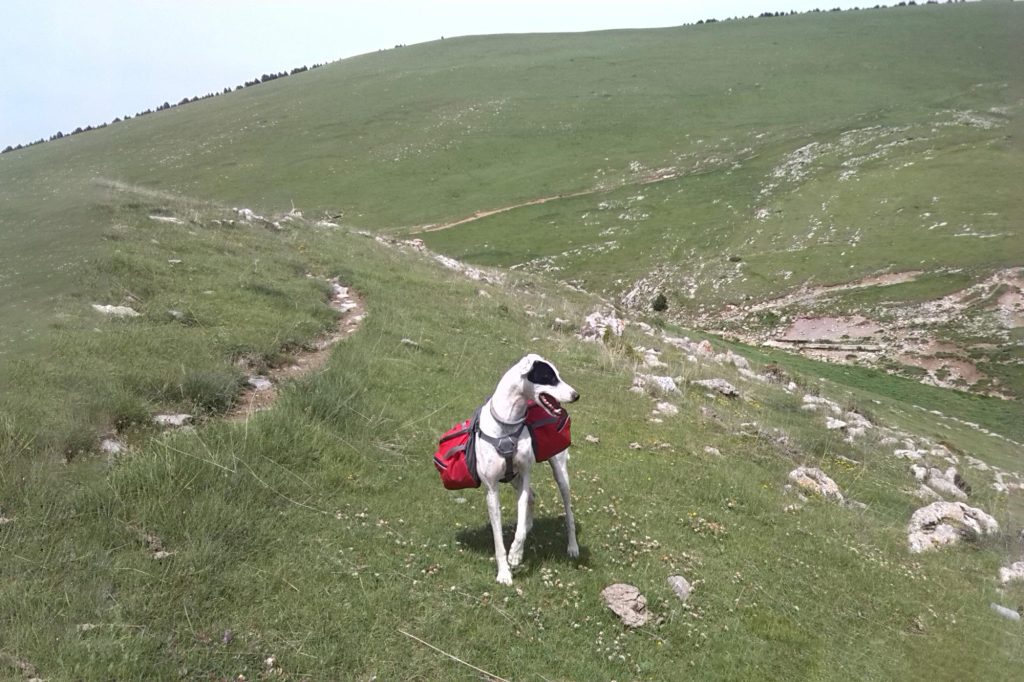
<box><xmin>516</xmin><ymin>354</ymin><xmax>537</xmax><ymax>376</ymax></box>
<box><xmin>524</xmin><ymin>358</ymin><xmax>559</xmax><ymax>386</ymax></box>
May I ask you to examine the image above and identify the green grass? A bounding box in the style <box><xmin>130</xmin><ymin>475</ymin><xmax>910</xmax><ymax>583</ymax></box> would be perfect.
<box><xmin>3</xmin><ymin>218</ymin><xmax>1022</xmax><ymax>679</ymax></box>
<box><xmin>0</xmin><ymin>188</ymin><xmax>342</xmax><ymax>459</ymax></box>
<box><xmin>2</xmin><ymin>2</ymin><xmax>1024</xmax><ymax>679</ymax></box>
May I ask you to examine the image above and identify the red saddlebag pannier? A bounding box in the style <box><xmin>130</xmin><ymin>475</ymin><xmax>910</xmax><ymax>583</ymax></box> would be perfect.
<box><xmin>525</xmin><ymin>402</ymin><xmax>572</xmax><ymax>462</ymax></box>
<box><xmin>432</xmin><ymin>411</ymin><xmax>482</xmax><ymax>490</ymax></box>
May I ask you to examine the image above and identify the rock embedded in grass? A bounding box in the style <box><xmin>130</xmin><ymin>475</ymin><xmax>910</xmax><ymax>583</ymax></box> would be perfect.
<box><xmin>990</xmin><ymin>603</ymin><xmax>1021</xmax><ymax>622</ymax></box>
<box><xmin>998</xmin><ymin>561</ymin><xmax>1024</xmax><ymax>585</ymax></box>
<box><xmin>667</xmin><ymin>575</ymin><xmax>692</xmax><ymax>603</ymax></box>
<box><xmin>601</xmin><ymin>583</ymin><xmax>650</xmax><ymax>627</ymax></box>
<box><xmin>788</xmin><ymin>466</ymin><xmax>844</xmax><ymax>502</ymax></box>
<box><xmin>912</xmin><ymin>484</ymin><xmax>942</xmax><ymax>503</ymax></box>
<box><xmin>827</xmin><ymin>415</ymin><xmax>852</xmax><ymax>431</ymax></box>
<box><xmin>923</xmin><ymin>467</ymin><xmax>968</xmax><ymax>500</ymax></box>
<box><xmin>907</xmin><ymin>501</ymin><xmax>999</xmax><ymax>553</ymax></box>
<box><xmin>633</xmin><ymin>373</ymin><xmax>680</xmax><ymax>394</ymax></box>
<box><xmin>247</xmin><ymin>375</ymin><xmax>273</xmax><ymax>391</ymax></box>
<box><xmin>579</xmin><ymin>310</ymin><xmax>626</xmax><ymax>341</ymax></box>
<box><xmin>91</xmin><ymin>303</ymin><xmax>140</xmax><ymax>317</ymax></box>
<box><xmin>152</xmin><ymin>413</ymin><xmax>192</xmax><ymax>428</ymax></box>
<box><xmin>692</xmin><ymin>378</ymin><xmax>739</xmax><ymax>398</ymax></box>
<box><xmin>638</xmin><ymin>346</ymin><xmax>667</xmax><ymax>368</ymax></box>
<box><xmin>653</xmin><ymin>401</ymin><xmax>678</xmax><ymax>416</ymax></box>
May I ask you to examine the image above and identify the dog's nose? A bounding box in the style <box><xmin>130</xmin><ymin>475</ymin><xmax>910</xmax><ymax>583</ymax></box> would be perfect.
<box><xmin>570</xmin><ymin>390</ymin><xmax>580</xmax><ymax>402</ymax></box>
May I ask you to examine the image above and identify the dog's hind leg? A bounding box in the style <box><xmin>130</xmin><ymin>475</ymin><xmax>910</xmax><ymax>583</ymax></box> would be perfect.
<box><xmin>507</xmin><ymin>469</ymin><xmax>533</xmax><ymax>569</ymax></box>
<box><xmin>484</xmin><ymin>483</ymin><xmax>513</xmax><ymax>585</ymax></box>
<box><xmin>549</xmin><ymin>451</ymin><xmax>579</xmax><ymax>559</ymax></box>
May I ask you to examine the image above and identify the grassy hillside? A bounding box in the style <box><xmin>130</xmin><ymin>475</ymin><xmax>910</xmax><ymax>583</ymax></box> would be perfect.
<box><xmin>1</xmin><ymin>2</ymin><xmax>1023</xmax><ymax>679</ymax></box>
<box><xmin>2</xmin><ymin>201</ymin><xmax>1023</xmax><ymax>679</ymax></box>
<box><xmin>2</xmin><ymin>2</ymin><xmax>1022</xmax><ymax>398</ymax></box>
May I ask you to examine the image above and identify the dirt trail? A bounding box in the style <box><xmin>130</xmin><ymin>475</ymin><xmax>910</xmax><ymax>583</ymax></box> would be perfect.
<box><xmin>406</xmin><ymin>164</ymin><xmax>686</xmax><ymax>235</ymax></box>
<box><xmin>721</xmin><ymin>270</ymin><xmax>923</xmax><ymax>322</ymax></box>
<box><xmin>408</xmin><ymin>190</ymin><xmax>594</xmax><ymax>234</ymax></box>
<box><xmin>228</xmin><ymin>279</ymin><xmax>365</xmax><ymax>421</ymax></box>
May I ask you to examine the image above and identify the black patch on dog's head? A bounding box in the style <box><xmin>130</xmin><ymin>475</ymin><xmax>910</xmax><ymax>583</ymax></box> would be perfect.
<box><xmin>525</xmin><ymin>360</ymin><xmax>559</xmax><ymax>386</ymax></box>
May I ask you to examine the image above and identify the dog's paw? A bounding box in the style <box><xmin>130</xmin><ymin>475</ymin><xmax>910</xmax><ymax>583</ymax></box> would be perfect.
<box><xmin>508</xmin><ymin>543</ymin><xmax>524</xmax><ymax>568</ymax></box>
<box><xmin>567</xmin><ymin>542</ymin><xmax>580</xmax><ymax>560</ymax></box>
<box><xmin>496</xmin><ymin>569</ymin><xmax>513</xmax><ymax>585</ymax></box>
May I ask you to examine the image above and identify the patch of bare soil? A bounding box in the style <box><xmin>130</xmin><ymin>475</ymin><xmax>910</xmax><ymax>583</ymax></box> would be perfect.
<box><xmin>726</xmin><ymin>268</ymin><xmax>1024</xmax><ymax>398</ymax></box>
<box><xmin>722</xmin><ymin>270</ymin><xmax>923</xmax><ymax>322</ymax></box>
<box><xmin>996</xmin><ymin>287</ymin><xmax>1024</xmax><ymax>328</ymax></box>
<box><xmin>228</xmin><ymin>278</ymin><xmax>365</xmax><ymax>421</ymax></box>
<box><xmin>898</xmin><ymin>353</ymin><xmax>985</xmax><ymax>387</ymax></box>
<box><xmin>780</xmin><ymin>315</ymin><xmax>881</xmax><ymax>342</ymax></box>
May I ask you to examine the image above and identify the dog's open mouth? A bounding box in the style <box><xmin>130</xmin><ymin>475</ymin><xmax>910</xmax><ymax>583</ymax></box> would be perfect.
<box><xmin>537</xmin><ymin>392</ymin><xmax>565</xmax><ymax>416</ymax></box>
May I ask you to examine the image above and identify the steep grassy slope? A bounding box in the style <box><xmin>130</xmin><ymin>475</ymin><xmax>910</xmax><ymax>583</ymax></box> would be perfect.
<box><xmin>1</xmin><ymin>2</ymin><xmax>1024</xmax><ymax>679</ymax></box>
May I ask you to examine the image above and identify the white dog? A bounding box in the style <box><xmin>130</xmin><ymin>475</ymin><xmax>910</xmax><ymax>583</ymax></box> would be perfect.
<box><xmin>476</xmin><ymin>354</ymin><xmax>580</xmax><ymax>584</ymax></box>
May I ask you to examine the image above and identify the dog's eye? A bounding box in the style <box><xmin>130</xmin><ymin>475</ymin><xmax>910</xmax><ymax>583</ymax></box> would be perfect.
<box><xmin>526</xmin><ymin>361</ymin><xmax>559</xmax><ymax>386</ymax></box>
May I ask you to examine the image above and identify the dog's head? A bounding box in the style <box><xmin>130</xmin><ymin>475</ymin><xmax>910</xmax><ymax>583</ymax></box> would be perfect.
<box><xmin>517</xmin><ymin>354</ymin><xmax>580</xmax><ymax>416</ymax></box>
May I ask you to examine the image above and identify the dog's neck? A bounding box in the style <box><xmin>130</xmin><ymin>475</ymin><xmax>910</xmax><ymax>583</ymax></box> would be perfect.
<box><xmin>485</xmin><ymin>369</ymin><xmax>530</xmax><ymax>428</ymax></box>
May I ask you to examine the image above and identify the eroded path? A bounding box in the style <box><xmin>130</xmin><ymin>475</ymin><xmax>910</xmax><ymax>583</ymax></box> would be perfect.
<box><xmin>407</xmin><ymin>190</ymin><xmax>594</xmax><ymax>234</ymax></box>
<box><xmin>228</xmin><ymin>278</ymin><xmax>365</xmax><ymax>421</ymax></box>
<box><xmin>404</xmin><ymin>164</ymin><xmax>685</xmax><ymax>235</ymax></box>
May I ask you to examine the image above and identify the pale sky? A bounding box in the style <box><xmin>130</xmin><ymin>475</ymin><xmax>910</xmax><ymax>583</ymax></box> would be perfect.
<box><xmin>1</xmin><ymin>0</ymin><xmax>903</xmax><ymax>150</ymax></box>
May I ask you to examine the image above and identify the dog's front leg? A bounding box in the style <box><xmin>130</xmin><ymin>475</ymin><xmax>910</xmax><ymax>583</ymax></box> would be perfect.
<box><xmin>550</xmin><ymin>452</ymin><xmax>579</xmax><ymax>559</ymax></box>
<box><xmin>485</xmin><ymin>484</ymin><xmax>513</xmax><ymax>585</ymax></box>
<box><xmin>507</xmin><ymin>469</ymin><xmax>532</xmax><ymax>568</ymax></box>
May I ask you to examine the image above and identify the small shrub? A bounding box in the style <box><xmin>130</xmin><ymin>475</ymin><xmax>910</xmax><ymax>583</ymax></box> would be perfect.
<box><xmin>651</xmin><ymin>293</ymin><xmax>668</xmax><ymax>312</ymax></box>
<box><xmin>763</xmin><ymin>363</ymin><xmax>789</xmax><ymax>384</ymax></box>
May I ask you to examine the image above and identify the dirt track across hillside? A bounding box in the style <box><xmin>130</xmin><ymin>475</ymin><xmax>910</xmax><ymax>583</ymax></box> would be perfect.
<box><xmin>408</xmin><ymin>190</ymin><xmax>594</xmax><ymax>234</ymax></box>
<box><xmin>228</xmin><ymin>279</ymin><xmax>365</xmax><ymax>421</ymax></box>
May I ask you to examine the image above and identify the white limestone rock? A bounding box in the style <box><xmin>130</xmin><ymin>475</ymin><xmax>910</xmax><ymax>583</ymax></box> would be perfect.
<box><xmin>907</xmin><ymin>501</ymin><xmax>998</xmax><ymax>553</ymax></box>
<box><xmin>601</xmin><ymin>583</ymin><xmax>650</xmax><ymax>627</ymax></box>
<box><xmin>788</xmin><ymin>466</ymin><xmax>844</xmax><ymax>502</ymax></box>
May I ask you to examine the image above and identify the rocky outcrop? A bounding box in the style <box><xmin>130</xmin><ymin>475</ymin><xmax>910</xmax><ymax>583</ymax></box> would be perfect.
<box><xmin>579</xmin><ymin>310</ymin><xmax>625</xmax><ymax>341</ymax></box>
<box><xmin>907</xmin><ymin>501</ymin><xmax>998</xmax><ymax>553</ymax></box>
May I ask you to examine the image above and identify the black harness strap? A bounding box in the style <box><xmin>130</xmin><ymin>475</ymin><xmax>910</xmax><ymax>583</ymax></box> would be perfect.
<box><xmin>473</xmin><ymin>404</ymin><xmax>527</xmax><ymax>483</ymax></box>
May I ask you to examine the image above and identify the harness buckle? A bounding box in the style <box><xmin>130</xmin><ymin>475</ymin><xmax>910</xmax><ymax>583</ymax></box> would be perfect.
<box><xmin>496</xmin><ymin>436</ymin><xmax>518</xmax><ymax>457</ymax></box>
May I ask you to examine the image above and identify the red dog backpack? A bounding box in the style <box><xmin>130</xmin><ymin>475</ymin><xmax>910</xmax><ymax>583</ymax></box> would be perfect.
<box><xmin>433</xmin><ymin>416</ymin><xmax>480</xmax><ymax>490</ymax></box>
<box><xmin>525</xmin><ymin>402</ymin><xmax>572</xmax><ymax>463</ymax></box>
<box><xmin>432</xmin><ymin>402</ymin><xmax>572</xmax><ymax>490</ymax></box>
